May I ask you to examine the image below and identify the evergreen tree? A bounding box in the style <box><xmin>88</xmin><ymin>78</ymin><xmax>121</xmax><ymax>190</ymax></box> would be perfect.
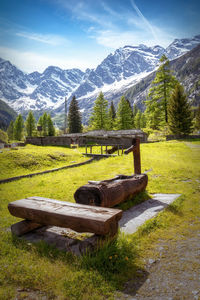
<box><xmin>168</xmin><ymin>83</ymin><xmax>193</xmax><ymax>135</ymax></box>
<box><xmin>145</xmin><ymin>55</ymin><xmax>177</xmax><ymax>128</ymax></box>
<box><xmin>14</xmin><ymin>114</ymin><xmax>24</xmax><ymax>141</ymax></box>
<box><xmin>25</xmin><ymin>111</ymin><xmax>36</xmax><ymax>137</ymax></box>
<box><xmin>132</xmin><ymin>104</ymin><xmax>138</xmax><ymax>128</ymax></box>
<box><xmin>135</xmin><ymin>110</ymin><xmax>142</xmax><ymax>129</ymax></box>
<box><xmin>108</xmin><ymin>101</ymin><xmax>116</xmax><ymax>130</ymax></box>
<box><xmin>47</xmin><ymin>114</ymin><xmax>56</xmax><ymax>136</ymax></box>
<box><xmin>42</xmin><ymin>112</ymin><xmax>48</xmax><ymax>136</ymax></box>
<box><xmin>115</xmin><ymin>96</ymin><xmax>133</xmax><ymax>130</ymax></box>
<box><xmin>89</xmin><ymin>92</ymin><xmax>108</xmax><ymax>130</ymax></box>
<box><xmin>194</xmin><ymin>105</ymin><xmax>200</xmax><ymax>131</ymax></box>
<box><xmin>140</xmin><ymin>113</ymin><xmax>146</xmax><ymax>129</ymax></box>
<box><xmin>68</xmin><ymin>96</ymin><xmax>82</xmax><ymax>133</ymax></box>
<box><xmin>7</xmin><ymin>120</ymin><xmax>14</xmax><ymax>140</ymax></box>
<box><xmin>145</xmin><ymin>100</ymin><xmax>163</xmax><ymax>130</ymax></box>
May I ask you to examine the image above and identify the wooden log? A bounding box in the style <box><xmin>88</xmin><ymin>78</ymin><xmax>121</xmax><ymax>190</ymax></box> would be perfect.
<box><xmin>8</xmin><ymin>197</ymin><xmax>122</xmax><ymax>236</ymax></box>
<box><xmin>74</xmin><ymin>174</ymin><xmax>148</xmax><ymax>207</ymax></box>
<box><xmin>11</xmin><ymin>220</ymin><xmax>42</xmax><ymax>236</ymax></box>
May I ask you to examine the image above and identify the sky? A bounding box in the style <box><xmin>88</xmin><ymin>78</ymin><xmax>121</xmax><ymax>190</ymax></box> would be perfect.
<box><xmin>0</xmin><ymin>0</ymin><xmax>199</xmax><ymax>73</ymax></box>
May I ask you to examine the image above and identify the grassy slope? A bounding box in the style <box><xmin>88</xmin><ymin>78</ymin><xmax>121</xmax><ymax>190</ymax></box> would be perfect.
<box><xmin>0</xmin><ymin>144</ymin><xmax>88</xmax><ymax>180</ymax></box>
<box><xmin>0</xmin><ymin>141</ymin><xmax>199</xmax><ymax>299</ymax></box>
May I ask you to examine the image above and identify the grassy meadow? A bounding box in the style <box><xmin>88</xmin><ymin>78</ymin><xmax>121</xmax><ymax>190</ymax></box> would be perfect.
<box><xmin>0</xmin><ymin>140</ymin><xmax>199</xmax><ymax>299</ymax></box>
<box><xmin>0</xmin><ymin>144</ymin><xmax>88</xmax><ymax>180</ymax></box>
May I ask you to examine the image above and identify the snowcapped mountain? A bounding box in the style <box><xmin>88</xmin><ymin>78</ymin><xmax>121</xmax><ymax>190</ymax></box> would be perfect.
<box><xmin>0</xmin><ymin>34</ymin><xmax>200</xmax><ymax>123</ymax></box>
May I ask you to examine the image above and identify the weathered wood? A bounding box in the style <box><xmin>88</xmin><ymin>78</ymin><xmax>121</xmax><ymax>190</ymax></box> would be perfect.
<box><xmin>11</xmin><ymin>220</ymin><xmax>42</xmax><ymax>236</ymax></box>
<box><xmin>124</xmin><ymin>138</ymin><xmax>141</xmax><ymax>174</ymax></box>
<box><xmin>8</xmin><ymin>197</ymin><xmax>122</xmax><ymax>236</ymax></box>
<box><xmin>74</xmin><ymin>174</ymin><xmax>148</xmax><ymax>207</ymax></box>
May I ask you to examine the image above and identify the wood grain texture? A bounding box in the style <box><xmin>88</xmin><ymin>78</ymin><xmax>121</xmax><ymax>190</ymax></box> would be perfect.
<box><xmin>11</xmin><ymin>220</ymin><xmax>42</xmax><ymax>236</ymax></box>
<box><xmin>8</xmin><ymin>197</ymin><xmax>122</xmax><ymax>235</ymax></box>
<box><xmin>74</xmin><ymin>174</ymin><xmax>148</xmax><ymax>207</ymax></box>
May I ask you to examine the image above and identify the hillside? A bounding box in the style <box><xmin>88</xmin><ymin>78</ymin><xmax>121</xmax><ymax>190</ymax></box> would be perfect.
<box><xmin>124</xmin><ymin>44</ymin><xmax>200</xmax><ymax>110</ymax></box>
<box><xmin>0</xmin><ymin>99</ymin><xmax>17</xmax><ymax>129</ymax></box>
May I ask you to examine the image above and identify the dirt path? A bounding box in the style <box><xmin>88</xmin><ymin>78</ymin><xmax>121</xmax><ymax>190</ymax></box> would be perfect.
<box><xmin>117</xmin><ymin>222</ymin><xmax>200</xmax><ymax>300</ymax></box>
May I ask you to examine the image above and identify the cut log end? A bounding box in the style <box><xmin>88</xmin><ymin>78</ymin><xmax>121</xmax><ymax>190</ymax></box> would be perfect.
<box><xmin>74</xmin><ymin>174</ymin><xmax>148</xmax><ymax>208</ymax></box>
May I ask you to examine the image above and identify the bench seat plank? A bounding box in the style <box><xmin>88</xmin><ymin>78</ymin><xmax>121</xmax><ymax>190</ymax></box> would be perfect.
<box><xmin>8</xmin><ymin>196</ymin><xmax>122</xmax><ymax>235</ymax></box>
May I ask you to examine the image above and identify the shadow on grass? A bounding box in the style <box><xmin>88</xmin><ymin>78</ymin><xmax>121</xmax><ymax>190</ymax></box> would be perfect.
<box><xmin>80</xmin><ymin>233</ymin><xmax>150</xmax><ymax>294</ymax></box>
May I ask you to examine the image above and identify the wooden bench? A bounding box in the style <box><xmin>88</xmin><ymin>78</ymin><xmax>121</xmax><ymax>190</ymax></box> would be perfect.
<box><xmin>8</xmin><ymin>196</ymin><xmax>122</xmax><ymax>237</ymax></box>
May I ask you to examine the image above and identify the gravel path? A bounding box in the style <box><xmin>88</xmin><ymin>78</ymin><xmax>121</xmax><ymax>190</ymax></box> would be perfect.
<box><xmin>117</xmin><ymin>222</ymin><xmax>200</xmax><ymax>300</ymax></box>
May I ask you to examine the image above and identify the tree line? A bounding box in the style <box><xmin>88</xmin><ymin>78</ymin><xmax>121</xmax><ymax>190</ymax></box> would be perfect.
<box><xmin>7</xmin><ymin>112</ymin><xmax>55</xmax><ymax>141</ymax></box>
<box><xmin>69</xmin><ymin>54</ymin><xmax>199</xmax><ymax>135</ymax></box>
<box><xmin>5</xmin><ymin>54</ymin><xmax>200</xmax><ymax>141</ymax></box>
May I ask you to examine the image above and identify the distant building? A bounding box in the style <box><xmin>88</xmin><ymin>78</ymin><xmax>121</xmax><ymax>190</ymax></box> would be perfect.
<box><xmin>26</xmin><ymin>129</ymin><xmax>147</xmax><ymax>147</ymax></box>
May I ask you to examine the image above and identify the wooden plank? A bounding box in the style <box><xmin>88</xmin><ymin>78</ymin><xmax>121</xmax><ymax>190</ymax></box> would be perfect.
<box><xmin>8</xmin><ymin>197</ymin><xmax>122</xmax><ymax>235</ymax></box>
<box><xmin>11</xmin><ymin>220</ymin><xmax>42</xmax><ymax>236</ymax></box>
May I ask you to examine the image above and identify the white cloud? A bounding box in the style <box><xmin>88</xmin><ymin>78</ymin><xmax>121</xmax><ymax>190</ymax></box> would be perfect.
<box><xmin>16</xmin><ymin>31</ymin><xmax>70</xmax><ymax>46</ymax></box>
<box><xmin>0</xmin><ymin>46</ymin><xmax>91</xmax><ymax>72</ymax></box>
<box><xmin>130</xmin><ymin>0</ymin><xmax>158</xmax><ymax>42</ymax></box>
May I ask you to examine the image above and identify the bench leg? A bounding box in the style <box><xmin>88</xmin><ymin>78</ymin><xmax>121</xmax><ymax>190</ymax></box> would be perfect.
<box><xmin>11</xmin><ymin>220</ymin><xmax>42</xmax><ymax>236</ymax></box>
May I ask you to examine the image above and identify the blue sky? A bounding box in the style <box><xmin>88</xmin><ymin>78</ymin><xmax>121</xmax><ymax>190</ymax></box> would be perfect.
<box><xmin>0</xmin><ymin>0</ymin><xmax>199</xmax><ymax>73</ymax></box>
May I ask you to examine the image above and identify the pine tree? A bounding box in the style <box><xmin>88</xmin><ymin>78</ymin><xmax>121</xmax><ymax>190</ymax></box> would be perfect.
<box><xmin>194</xmin><ymin>105</ymin><xmax>200</xmax><ymax>131</ymax></box>
<box><xmin>14</xmin><ymin>114</ymin><xmax>24</xmax><ymax>141</ymax></box>
<box><xmin>7</xmin><ymin>120</ymin><xmax>14</xmax><ymax>140</ymax></box>
<box><xmin>47</xmin><ymin>114</ymin><xmax>56</xmax><ymax>136</ymax></box>
<box><xmin>145</xmin><ymin>55</ymin><xmax>177</xmax><ymax>128</ymax></box>
<box><xmin>132</xmin><ymin>104</ymin><xmax>138</xmax><ymax>128</ymax></box>
<box><xmin>145</xmin><ymin>100</ymin><xmax>163</xmax><ymax>130</ymax></box>
<box><xmin>140</xmin><ymin>112</ymin><xmax>146</xmax><ymax>129</ymax></box>
<box><xmin>25</xmin><ymin>111</ymin><xmax>36</xmax><ymax>137</ymax></box>
<box><xmin>115</xmin><ymin>96</ymin><xmax>133</xmax><ymax>130</ymax></box>
<box><xmin>135</xmin><ymin>110</ymin><xmax>142</xmax><ymax>129</ymax></box>
<box><xmin>168</xmin><ymin>83</ymin><xmax>193</xmax><ymax>135</ymax></box>
<box><xmin>42</xmin><ymin>112</ymin><xmax>48</xmax><ymax>136</ymax></box>
<box><xmin>89</xmin><ymin>92</ymin><xmax>108</xmax><ymax>130</ymax></box>
<box><xmin>108</xmin><ymin>101</ymin><xmax>116</xmax><ymax>130</ymax></box>
<box><xmin>68</xmin><ymin>96</ymin><xmax>82</xmax><ymax>133</ymax></box>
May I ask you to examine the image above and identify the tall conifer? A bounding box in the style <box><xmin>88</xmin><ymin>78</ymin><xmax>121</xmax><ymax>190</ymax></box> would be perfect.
<box><xmin>68</xmin><ymin>96</ymin><xmax>82</xmax><ymax>133</ymax></box>
<box><xmin>25</xmin><ymin>111</ymin><xmax>36</xmax><ymax>137</ymax></box>
<box><xmin>14</xmin><ymin>114</ymin><xmax>24</xmax><ymax>141</ymax></box>
<box><xmin>47</xmin><ymin>114</ymin><xmax>56</xmax><ymax>136</ymax></box>
<box><xmin>168</xmin><ymin>83</ymin><xmax>193</xmax><ymax>135</ymax></box>
<box><xmin>145</xmin><ymin>55</ymin><xmax>177</xmax><ymax>128</ymax></box>
<box><xmin>89</xmin><ymin>92</ymin><xmax>108</xmax><ymax>130</ymax></box>
<box><xmin>116</xmin><ymin>96</ymin><xmax>133</xmax><ymax>130</ymax></box>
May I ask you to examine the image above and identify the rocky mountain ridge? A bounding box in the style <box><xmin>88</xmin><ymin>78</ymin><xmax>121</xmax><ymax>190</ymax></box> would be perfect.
<box><xmin>124</xmin><ymin>43</ymin><xmax>200</xmax><ymax>110</ymax></box>
<box><xmin>0</xmin><ymin>34</ymin><xmax>199</xmax><ymax>123</ymax></box>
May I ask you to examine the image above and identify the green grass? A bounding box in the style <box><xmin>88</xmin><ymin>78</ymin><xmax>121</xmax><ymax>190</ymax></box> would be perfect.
<box><xmin>0</xmin><ymin>144</ymin><xmax>88</xmax><ymax>180</ymax></box>
<box><xmin>0</xmin><ymin>140</ymin><xmax>199</xmax><ymax>299</ymax></box>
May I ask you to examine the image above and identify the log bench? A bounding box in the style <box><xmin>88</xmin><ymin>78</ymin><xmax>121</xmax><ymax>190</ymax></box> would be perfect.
<box><xmin>8</xmin><ymin>196</ymin><xmax>122</xmax><ymax>237</ymax></box>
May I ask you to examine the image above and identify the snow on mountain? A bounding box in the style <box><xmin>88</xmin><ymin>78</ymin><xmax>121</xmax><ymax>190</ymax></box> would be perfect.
<box><xmin>165</xmin><ymin>35</ymin><xmax>200</xmax><ymax>59</ymax></box>
<box><xmin>0</xmin><ymin>34</ymin><xmax>200</xmax><ymax>122</ymax></box>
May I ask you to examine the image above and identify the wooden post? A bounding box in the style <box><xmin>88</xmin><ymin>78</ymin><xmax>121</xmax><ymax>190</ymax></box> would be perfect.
<box><xmin>124</xmin><ymin>138</ymin><xmax>141</xmax><ymax>174</ymax></box>
<box><xmin>90</xmin><ymin>146</ymin><xmax>92</xmax><ymax>154</ymax></box>
<box><xmin>101</xmin><ymin>145</ymin><xmax>103</xmax><ymax>155</ymax></box>
<box><xmin>86</xmin><ymin>145</ymin><xmax>87</xmax><ymax>154</ymax></box>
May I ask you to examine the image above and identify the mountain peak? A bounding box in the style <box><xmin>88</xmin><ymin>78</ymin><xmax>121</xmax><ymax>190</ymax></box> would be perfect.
<box><xmin>0</xmin><ymin>34</ymin><xmax>199</xmax><ymax>121</ymax></box>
